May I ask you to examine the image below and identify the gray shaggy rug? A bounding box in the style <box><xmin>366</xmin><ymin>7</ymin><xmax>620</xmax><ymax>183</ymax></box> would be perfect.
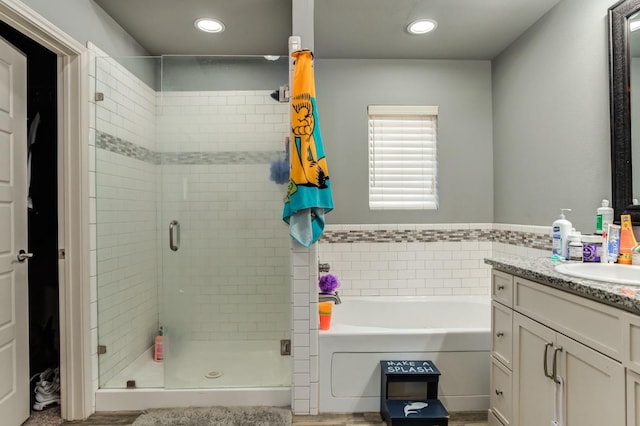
<box><xmin>132</xmin><ymin>406</ymin><xmax>292</xmax><ymax>426</ymax></box>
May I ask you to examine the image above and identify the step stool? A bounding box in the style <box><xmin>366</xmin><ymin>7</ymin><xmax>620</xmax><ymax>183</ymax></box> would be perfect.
<box><xmin>380</xmin><ymin>360</ymin><xmax>449</xmax><ymax>426</ymax></box>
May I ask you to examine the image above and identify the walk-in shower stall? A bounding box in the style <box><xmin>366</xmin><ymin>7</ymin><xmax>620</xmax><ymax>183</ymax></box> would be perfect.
<box><xmin>93</xmin><ymin>54</ymin><xmax>291</xmax><ymax>407</ymax></box>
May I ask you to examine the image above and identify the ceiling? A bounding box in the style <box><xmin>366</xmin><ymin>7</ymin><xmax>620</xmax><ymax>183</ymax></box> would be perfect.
<box><xmin>94</xmin><ymin>0</ymin><xmax>564</xmax><ymax>60</ymax></box>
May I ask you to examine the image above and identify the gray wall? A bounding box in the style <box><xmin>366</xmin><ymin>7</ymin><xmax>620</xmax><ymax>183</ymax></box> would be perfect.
<box><xmin>492</xmin><ymin>0</ymin><xmax>612</xmax><ymax>233</ymax></box>
<box><xmin>21</xmin><ymin>0</ymin><xmax>147</xmax><ymax>57</ymax></box>
<box><xmin>315</xmin><ymin>59</ymin><xmax>494</xmax><ymax>224</ymax></box>
<box><xmin>21</xmin><ymin>0</ymin><xmax>157</xmax><ymax>86</ymax></box>
<box><xmin>161</xmin><ymin>56</ymin><xmax>288</xmax><ymax>91</ymax></box>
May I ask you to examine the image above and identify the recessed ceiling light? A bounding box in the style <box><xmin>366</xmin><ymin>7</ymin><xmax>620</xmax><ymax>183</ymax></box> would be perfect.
<box><xmin>264</xmin><ymin>55</ymin><xmax>280</xmax><ymax>61</ymax></box>
<box><xmin>407</xmin><ymin>19</ymin><xmax>438</xmax><ymax>35</ymax></box>
<box><xmin>195</xmin><ymin>18</ymin><xmax>225</xmax><ymax>33</ymax></box>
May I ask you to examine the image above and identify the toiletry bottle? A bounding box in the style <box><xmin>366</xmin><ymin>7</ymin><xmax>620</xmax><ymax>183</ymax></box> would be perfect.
<box><xmin>552</xmin><ymin>209</ymin><xmax>572</xmax><ymax>259</ymax></box>
<box><xmin>596</xmin><ymin>199</ymin><xmax>614</xmax><ymax>235</ymax></box>
<box><xmin>606</xmin><ymin>223</ymin><xmax>622</xmax><ymax>263</ymax></box>
<box><xmin>154</xmin><ymin>326</ymin><xmax>164</xmax><ymax>362</ymax></box>
<box><xmin>568</xmin><ymin>230</ymin><xmax>583</xmax><ymax>261</ymax></box>
<box><xmin>619</xmin><ymin>214</ymin><xmax>638</xmax><ymax>264</ymax></box>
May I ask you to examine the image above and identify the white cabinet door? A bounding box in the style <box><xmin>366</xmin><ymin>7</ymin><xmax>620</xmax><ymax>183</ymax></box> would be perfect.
<box><xmin>558</xmin><ymin>334</ymin><xmax>625</xmax><ymax>426</ymax></box>
<box><xmin>0</xmin><ymin>36</ymin><xmax>29</xmax><ymax>425</ymax></box>
<box><xmin>628</xmin><ymin>370</ymin><xmax>640</xmax><ymax>426</ymax></box>
<box><xmin>513</xmin><ymin>312</ymin><xmax>556</xmax><ymax>426</ymax></box>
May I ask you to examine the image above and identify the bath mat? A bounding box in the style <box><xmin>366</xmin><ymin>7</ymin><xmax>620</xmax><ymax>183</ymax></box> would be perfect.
<box><xmin>132</xmin><ymin>406</ymin><xmax>292</xmax><ymax>426</ymax></box>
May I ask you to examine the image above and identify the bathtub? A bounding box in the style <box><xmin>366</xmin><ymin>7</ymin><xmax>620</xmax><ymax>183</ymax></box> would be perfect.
<box><xmin>319</xmin><ymin>296</ymin><xmax>491</xmax><ymax>413</ymax></box>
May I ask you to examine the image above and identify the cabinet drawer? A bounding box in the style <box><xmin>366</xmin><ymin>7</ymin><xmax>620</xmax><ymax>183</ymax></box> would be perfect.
<box><xmin>492</xmin><ymin>301</ymin><xmax>512</xmax><ymax>368</ymax></box>
<box><xmin>490</xmin><ymin>355</ymin><xmax>512</xmax><ymax>426</ymax></box>
<box><xmin>492</xmin><ymin>270</ymin><xmax>513</xmax><ymax>307</ymax></box>
<box><xmin>514</xmin><ymin>276</ymin><xmax>624</xmax><ymax>361</ymax></box>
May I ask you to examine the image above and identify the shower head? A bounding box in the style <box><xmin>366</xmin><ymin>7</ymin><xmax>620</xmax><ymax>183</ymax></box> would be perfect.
<box><xmin>270</xmin><ymin>84</ymin><xmax>289</xmax><ymax>103</ymax></box>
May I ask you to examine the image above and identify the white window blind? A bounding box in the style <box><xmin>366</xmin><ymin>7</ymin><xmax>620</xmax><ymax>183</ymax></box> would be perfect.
<box><xmin>368</xmin><ymin>105</ymin><xmax>438</xmax><ymax>210</ymax></box>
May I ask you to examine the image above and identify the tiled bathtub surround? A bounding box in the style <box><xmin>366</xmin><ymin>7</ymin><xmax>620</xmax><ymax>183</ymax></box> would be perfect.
<box><xmin>318</xmin><ymin>224</ymin><xmax>550</xmax><ymax>296</ymax></box>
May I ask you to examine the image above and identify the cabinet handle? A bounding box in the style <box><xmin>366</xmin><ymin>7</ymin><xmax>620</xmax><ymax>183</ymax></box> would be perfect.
<box><xmin>169</xmin><ymin>220</ymin><xmax>180</xmax><ymax>251</ymax></box>
<box><xmin>495</xmin><ymin>388</ymin><xmax>503</xmax><ymax>396</ymax></box>
<box><xmin>496</xmin><ymin>331</ymin><xmax>504</xmax><ymax>338</ymax></box>
<box><xmin>497</xmin><ymin>285</ymin><xmax>505</xmax><ymax>290</ymax></box>
<box><xmin>552</xmin><ymin>346</ymin><xmax>563</xmax><ymax>383</ymax></box>
<box><xmin>543</xmin><ymin>342</ymin><xmax>554</xmax><ymax>379</ymax></box>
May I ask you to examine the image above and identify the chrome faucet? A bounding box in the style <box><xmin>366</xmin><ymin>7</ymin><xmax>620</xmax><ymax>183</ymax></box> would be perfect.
<box><xmin>319</xmin><ymin>291</ymin><xmax>342</xmax><ymax>304</ymax></box>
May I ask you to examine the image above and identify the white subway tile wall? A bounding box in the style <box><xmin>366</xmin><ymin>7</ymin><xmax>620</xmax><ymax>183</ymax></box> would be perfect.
<box><xmin>93</xmin><ymin>53</ymin><xmax>159</xmax><ymax>387</ymax></box>
<box><xmin>95</xmin><ymin>149</ymin><xmax>159</xmax><ymax>386</ymax></box>
<box><xmin>291</xmin><ymin>242</ymin><xmax>318</xmax><ymax>415</ymax></box>
<box><xmin>318</xmin><ymin>223</ymin><xmax>551</xmax><ymax>297</ymax></box>
<box><xmin>156</xmin><ymin>90</ymin><xmax>288</xmax><ymax>153</ymax></box>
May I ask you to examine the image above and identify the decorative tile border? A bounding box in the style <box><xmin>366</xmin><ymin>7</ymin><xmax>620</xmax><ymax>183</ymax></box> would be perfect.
<box><xmin>160</xmin><ymin>150</ymin><xmax>282</xmax><ymax>165</ymax></box>
<box><xmin>96</xmin><ymin>131</ymin><xmax>160</xmax><ymax>164</ymax></box>
<box><xmin>96</xmin><ymin>130</ymin><xmax>283</xmax><ymax>165</ymax></box>
<box><xmin>321</xmin><ymin>228</ymin><xmax>551</xmax><ymax>250</ymax></box>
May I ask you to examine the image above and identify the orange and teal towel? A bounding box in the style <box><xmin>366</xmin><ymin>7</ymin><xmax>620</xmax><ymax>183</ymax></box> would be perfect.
<box><xmin>282</xmin><ymin>50</ymin><xmax>333</xmax><ymax>247</ymax></box>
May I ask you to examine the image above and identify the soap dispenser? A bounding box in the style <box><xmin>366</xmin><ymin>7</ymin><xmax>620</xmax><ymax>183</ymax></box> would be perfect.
<box><xmin>552</xmin><ymin>209</ymin><xmax>572</xmax><ymax>259</ymax></box>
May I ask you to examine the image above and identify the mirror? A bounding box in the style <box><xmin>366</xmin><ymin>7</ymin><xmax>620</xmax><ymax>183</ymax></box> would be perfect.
<box><xmin>609</xmin><ymin>0</ymin><xmax>640</xmax><ymax>218</ymax></box>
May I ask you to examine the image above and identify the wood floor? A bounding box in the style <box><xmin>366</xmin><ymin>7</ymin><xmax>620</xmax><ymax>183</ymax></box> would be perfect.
<box><xmin>54</xmin><ymin>410</ymin><xmax>488</xmax><ymax>426</ymax></box>
<box><xmin>291</xmin><ymin>411</ymin><xmax>488</xmax><ymax>425</ymax></box>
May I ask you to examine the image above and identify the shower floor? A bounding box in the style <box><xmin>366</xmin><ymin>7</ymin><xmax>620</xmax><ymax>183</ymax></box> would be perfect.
<box><xmin>103</xmin><ymin>339</ymin><xmax>291</xmax><ymax>389</ymax></box>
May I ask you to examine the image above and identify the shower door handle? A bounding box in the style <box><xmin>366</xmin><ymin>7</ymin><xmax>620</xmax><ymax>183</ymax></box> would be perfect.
<box><xmin>169</xmin><ymin>220</ymin><xmax>180</xmax><ymax>251</ymax></box>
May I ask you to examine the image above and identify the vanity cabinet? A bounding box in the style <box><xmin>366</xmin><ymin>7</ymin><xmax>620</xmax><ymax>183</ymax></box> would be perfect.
<box><xmin>490</xmin><ymin>269</ymin><xmax>628</xmax><ymax>426</ymax></box>
<box><xmin>513</xmin><ymin>312</ymin><xmax>624</xmax><ymax>425</ymax></box>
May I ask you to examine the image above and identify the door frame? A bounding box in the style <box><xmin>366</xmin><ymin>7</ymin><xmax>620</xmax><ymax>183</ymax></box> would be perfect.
<box><xmin>0</xmin><ymin>0</ymin><xmax>90</xmax><ymax>420</ymax></box>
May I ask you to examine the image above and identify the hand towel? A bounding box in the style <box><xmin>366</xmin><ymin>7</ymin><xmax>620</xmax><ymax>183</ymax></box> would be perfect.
<box><xmin>282</xmin><ymin>50</ymin><xmax>333</xmax><ymax>247</ymax></box>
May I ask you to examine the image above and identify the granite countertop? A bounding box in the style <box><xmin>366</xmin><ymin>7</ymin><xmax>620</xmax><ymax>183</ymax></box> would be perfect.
<box><xmin>485</xmin><ymin>256</ymin><xmax>640</xmax><ymax>315</ymax></box>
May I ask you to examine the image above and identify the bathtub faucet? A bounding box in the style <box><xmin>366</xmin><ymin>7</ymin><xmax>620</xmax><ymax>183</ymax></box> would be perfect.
<box><xmin>319</xmin><ymin>291</ymin><xmax>342</xmax><ymax>305</ymax></box>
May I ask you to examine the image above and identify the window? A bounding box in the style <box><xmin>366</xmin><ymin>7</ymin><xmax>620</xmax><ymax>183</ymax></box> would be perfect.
<box><xmin>368</xmin><ymin>105</ymin><xmax>438</xmax><ymax>210</ymax></box>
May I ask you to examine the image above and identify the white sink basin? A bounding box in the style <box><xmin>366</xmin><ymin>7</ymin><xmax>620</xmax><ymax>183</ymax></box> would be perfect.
<box><xmin>555</xmin><ymin>263</ymin><xmax>640</xmax><ymax>285</ymax></box>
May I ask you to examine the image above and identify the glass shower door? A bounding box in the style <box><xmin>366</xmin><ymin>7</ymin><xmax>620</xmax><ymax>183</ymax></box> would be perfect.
<box><xmin>159</xmin><ymin>55</ymin><xmax>292</xmax><ymax>389</ymax></box>
<box><xmin>95</xmin><ymin>55</ymin><xmax>163</xmax><ymax>389</ymax></box>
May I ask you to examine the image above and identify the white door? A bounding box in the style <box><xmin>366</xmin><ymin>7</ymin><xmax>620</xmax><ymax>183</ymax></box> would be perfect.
<box><xmin>0</xmin><ymin>36</ymin><xmax>29</xmax><ymax>425</ymax></box>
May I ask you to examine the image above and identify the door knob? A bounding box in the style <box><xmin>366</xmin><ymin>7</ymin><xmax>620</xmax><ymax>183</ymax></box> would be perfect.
<box><xmin>17</xmin><ymin>249</ymin><xmax>33</xmax><ymax>262</ymax></box>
